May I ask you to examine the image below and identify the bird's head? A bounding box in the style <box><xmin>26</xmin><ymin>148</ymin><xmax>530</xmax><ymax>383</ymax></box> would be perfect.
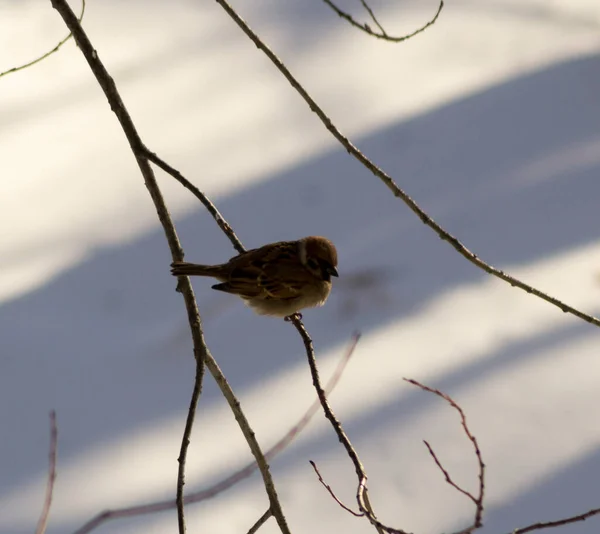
<box><xmin>299</xmin><ymin>236</ymin><xmax>339</xmax><ymax>282</ymax></box>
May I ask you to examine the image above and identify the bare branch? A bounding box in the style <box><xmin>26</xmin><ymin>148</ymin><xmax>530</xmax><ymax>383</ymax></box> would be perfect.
<box><xmin>72</xmin><ymin>334</ymin><xmax>358</xmax><ymax>534</ymax></box>
<box><xmin>423</xmin><ymin>441</ymin><xmax>477</xmax><ymax>505</ymax></box>
<box><xmin>511</xmin><ymin>507</ymin><xmax>600</xmax><ymax>534</ymax></box>
<box><xmin>35</xmin><ymin>411</ymin><xmax>58</xmax><ymax>534</ymax></box>
<box><xmin>359</xmin><ymin>0</ymin><xmax>388</xmax><ymax>36</ymax></box>
<box><xmin>322</xmin><ymin>0</ymin><xmax>443</xmax><ymax>42</ymax></box>
<box><xmin>1</xmin><ymin>0</ymin><xmax>86</xmax><ymax>78</ymax></box>
<box><xmin>310</xmin><ymin>460</ymin><xmax>363</xmax><ymax>517</ymax></box>
<box><xmin>142</xmin><ymin>149</ymin><xmax>244</xmax><ymax>254</ymax></box>
<box><xmin>214</xmin><ymin>0</ymin><xmax>600</xmax><ymax>329</ymax></box>
<box><xmin>291</xmin><ymin>318</ymin><xmax>411</xmax><ymax>534</ymax></box>
<box><xmin>49</xmin><ymin>2</ymin><xmax>289</xmax><ymax>533</ymax></box>
<box><xmin>202</xmin><ymin>354</ymin><xmax>291</xmax><ymax>533</ymax></box>
<box><xmin>405</xmin><ymin>379</ymin><xmax>485</xmax><ymax>533</ymax></box>
<box><xmin>247</xmin><ymin>508</ymin><xmax>273</xmax><ymax>534</ymax></box>
<box><xmin>176</xmin><ymin>361</ymin><xmax>204</xmax><ymax>534</ymax></box>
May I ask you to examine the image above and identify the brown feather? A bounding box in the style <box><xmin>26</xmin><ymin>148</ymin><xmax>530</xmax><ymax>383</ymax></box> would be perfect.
<box><xmin>170</xmin><ymin>237</ymin><xmax>337</xmax><ymax>317</ymax></box>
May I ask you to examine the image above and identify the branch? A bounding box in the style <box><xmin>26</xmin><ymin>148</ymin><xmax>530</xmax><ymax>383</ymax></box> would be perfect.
<box><xmin>202</xmin><ymin>354</ymin><xmax>291</xmax><ymax>533</ymax></box>
<box><xmin>176</xmin><ymin>360</ymin><xmax>204</xmax><ymax>533</ymax></box>
<box><xmin>423</xmin><ymin>441</ymin><xmax>477</xmax><ymax>505</ymax></box>
<box><xmin>310</xmin><ymin>460</ymin><xmax>363</xmax><ymax>517</ymax></box>
<box><xmin>142</xmin><ymin>148</ymin><xmax>244</xmax><ymax>254</ymax></box>
<box><xmin>359</xmin><ymin>0</ymin><xmax>387</xmax><ymax>35</ymax></box>
<box><xmin>291</xmin><ymin>318</ymin><xmax>408</xmax><ymax>534</ymax></box>
<box><xmin>1</xmin><ymin>0</ymin><xmax>85</xmax><ymax>78</ymax></box>
<box><xmin>405</xmin><ymin>379</ymin><xmax>484</xmax><ymax>534</ymax></box>
<box><xmin>511</xmin><ymin>507</ymin><xmax>600</xmax><ymax>534</ymax></box>
<box><xmin>214</xmin><ymin>0</ymin><xmax>600</xmax><ymax>329</ymax></box>
<box><xmin>49</xmin><ymin>2</ymin><xmax>289</xmax><ymax>533</ymax></box>
<box><xmin>247</xmin><ymin>508</ymin><xmax>273</xmax><ymax>534</ymax></box>
<box><xmin>322</xmin><ymin>0</ymin><xmax>443</xmax><ymax>42</ymax></box>
<box><xmin>72</xmin><ymin>335</ymin><xmax>358</xmax><ymax>534</ymax></box>
<box><xmin>35</xmin><ymin>411</ymin><xmax>58</xmax><ymax>534</ymax></box>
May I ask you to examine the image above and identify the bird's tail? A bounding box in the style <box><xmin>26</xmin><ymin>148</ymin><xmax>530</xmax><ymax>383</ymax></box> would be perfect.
<box><xmin>171</xmin><ymin>262</ymin><xmax>222</xmax><ymax>277</ymax></box>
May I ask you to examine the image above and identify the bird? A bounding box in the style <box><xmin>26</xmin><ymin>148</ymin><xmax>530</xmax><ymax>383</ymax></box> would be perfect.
<box><xmin>171</xmin><ymin>236</ymin><xmax>338</xmax><ymax>317</ymax></box>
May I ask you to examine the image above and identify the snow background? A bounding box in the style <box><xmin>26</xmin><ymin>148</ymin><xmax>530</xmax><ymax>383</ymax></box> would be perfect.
<box><xmin>1</xmin><ymin>0</ymin><xmax>600</xmax><ymax>533</ymax></box>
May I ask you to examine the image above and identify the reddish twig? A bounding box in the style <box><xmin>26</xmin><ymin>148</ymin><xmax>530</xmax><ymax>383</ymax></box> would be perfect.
<box><xmin>405</xmin><ymin>379</ymin><xmax>484</xmax><ymax>533</ymax></box>
<box><xmin>422</xmin><ymin>441</ymin><xmax>478</xmax><ymax>505</ymax></box>
<box><xmin>310</xmin><ymin>460</ymin><xmax>364</xmax><ymax>517</ymax></box>
<box><xmin>35</xmin><ymin>411</ymin><xmax>58</xmax><ymax>534</ymax></box>
<box><xmin>322</xmin><ymin>0</ymin><xmax>443</xmax><ymax>42</ymax></box>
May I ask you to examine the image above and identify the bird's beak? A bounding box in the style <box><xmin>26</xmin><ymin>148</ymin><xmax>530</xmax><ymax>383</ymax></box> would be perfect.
<box><xmin>327</xmin><ymin>265</ymin><xmax>339</xmax><ymax>277</ymax></box>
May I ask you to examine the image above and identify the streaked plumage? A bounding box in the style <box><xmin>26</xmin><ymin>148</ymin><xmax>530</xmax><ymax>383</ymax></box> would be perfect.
<box><xmin>171</xmin><ymin>236</ymin><xmax>338</xmax><ymax>317</ymax></box>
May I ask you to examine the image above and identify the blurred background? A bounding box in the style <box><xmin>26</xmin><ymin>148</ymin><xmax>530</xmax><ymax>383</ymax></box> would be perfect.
<box><xmin>1</xmin><ymin>1</ymin><xmax>600</xmax><ymax>533</ymax></box>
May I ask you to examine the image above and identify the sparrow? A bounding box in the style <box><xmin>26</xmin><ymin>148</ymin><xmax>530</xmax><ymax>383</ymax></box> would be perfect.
<box><xmin>171</xmin><ymin>236</ymin><xmax>338</xmax><ymax>317</ymax></box>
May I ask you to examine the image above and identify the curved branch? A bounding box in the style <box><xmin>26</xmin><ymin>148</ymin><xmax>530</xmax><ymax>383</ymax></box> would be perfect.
<box><xmin>322</xmin><ymin>0</ymin><xmax>443</xmax><ymax>42</ymax></box>
<box><xmin>214</xmin><ymin>0</ymin><xmax>600</xmax><ymax>329</ymax></box>
<box><xmin>1</xmin><ymin>0</ymin><xmax>86</xmax><ymax>78</ymax></box>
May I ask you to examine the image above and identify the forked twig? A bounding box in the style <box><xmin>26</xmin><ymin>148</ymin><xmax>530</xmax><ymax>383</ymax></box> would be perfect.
<box><xmin>35</xmin><ymin>411</ymin><xmax>58</xmax><ymax>534</ymax></box>
<box><xmin>405</xmin><ymin>379</ymin><xmax>484</xmax><ymax>533</ymax></box>
<box><xmin>292</xmin><ymin>319</ymin><xmax>410</xmax><ymax>534</ymax></box>
<box><xmin>322</xmin><ymin>0</ymin><xmax>443</xmax><ymax>42</ymax></box>
<box><xmin>359</xmin><ymin>0</ymin><xmax>387</xmax><ymax>35</ymax></box>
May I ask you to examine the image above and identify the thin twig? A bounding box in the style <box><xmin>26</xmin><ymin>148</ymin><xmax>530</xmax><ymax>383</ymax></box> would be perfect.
<box><xmin>214</xmin><ymin>0</ymin><xmax>600</xmax><ymax>329</ymax></box>
<box><xmin>176</xmin><ymin>359</ymin><xmax>204</xmax><ymax>534</ymax></box>
<box><xmin>247</xmin><ymin>508</ymin><xmax>273</xmax><ymax>534</ymax></box>
<box><xmin>72</xmin><ymin>335</ymin><xmax>359</xmax><ymax>534</ymax></box>
<box><xmin>1</xmin><ymin>0</ymin><xmax>86</xmax><ymax>78</ymax></box>
<box><xmin>143</xmin><ymin>148</ymin><xmax>244</xmax><ymax>254</ymax></box>
<box><xmin>423</xmin><ymin>441</ymin><xmax>477</xmax><ymax>504</ymax></box>
<box><xmin>511</xmin><ymin>507</ymin><xmax>600</xmax><ymax>534</ymax></box>
<box><xmin>359</xmin><ymin>0</ymin><xmax>388</xmax><ymax>36</ymax></box>
<box><xmin>291</xmin><ymin>318</ymin><xmax>410</xmax><ymax>534</ymax></box>
<box><xmin>35</xmin><ymin>411</ymin><xmax>58</xmax><ymax>534</ymax></box>
<box><xmin>48</xmin><ymin>2</ymin><xmax>289</xmax><ymax>534</ymax></box>
<box><xmin>310</xmin><ymin>460</ymin><xmax>363</xmax><ymax>517</ymax></box>
<box><xmin>405</xmin><ymin>379</ymin><xmax>485</xmax><ymax>533</ymax></box>
<box><xmin>322</xmin><ymin>0</ymin><xmax>443</xmax><ymax>42</ymax></box>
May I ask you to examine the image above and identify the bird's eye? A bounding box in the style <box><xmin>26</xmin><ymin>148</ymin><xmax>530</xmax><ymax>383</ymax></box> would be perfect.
<box><xmin>307</xmin><ymin>258</ymin><xmax>319</xmax><ymax>269</ymax></box>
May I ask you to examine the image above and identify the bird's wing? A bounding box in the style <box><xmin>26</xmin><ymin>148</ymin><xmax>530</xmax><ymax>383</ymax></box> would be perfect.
<box><xmin>215</xmin><ymin>242</ymin><xmax>307</xmax><ymax>300</ymax></box>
